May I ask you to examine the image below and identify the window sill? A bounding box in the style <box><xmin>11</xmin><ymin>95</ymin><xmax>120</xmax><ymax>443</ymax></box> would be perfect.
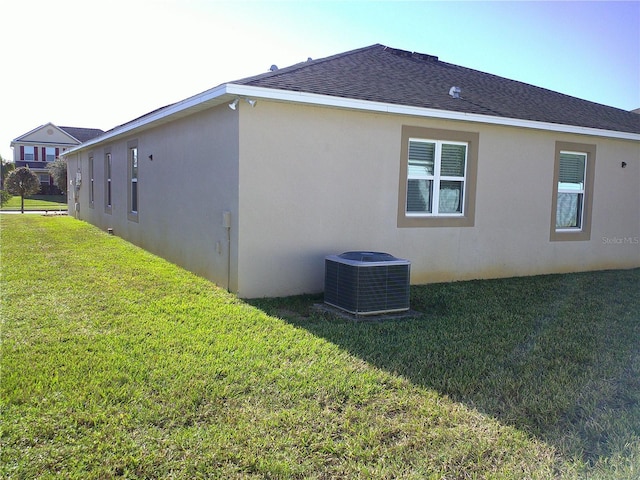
<box><xmin>398</xmin><ymin>215</ymin><xmax>474</xmax><ymax>228</ymax></box>
<box><xmin>406</xmin><ymin>213</ymin><xmax>465</xmax><ymax>218</ymax></box>
<box><xmin>550</xmin><ymin>229</ymin><xmax>590</xmax><ymax>241</ymax></box>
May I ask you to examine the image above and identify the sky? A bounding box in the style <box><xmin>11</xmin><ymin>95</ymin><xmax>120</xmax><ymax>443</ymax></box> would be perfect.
<box><xmin>1</xmin><ymin>0</ymin><xmax>638</xmax><ymax>161</ymax></box>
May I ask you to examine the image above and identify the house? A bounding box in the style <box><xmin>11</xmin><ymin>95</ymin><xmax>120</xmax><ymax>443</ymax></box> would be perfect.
<box><xmin>62</xmin><ymin>44</ymin><xmax>640</xmax><ymax>298</ymax></box>
<box><xmin>10</xmin><ymin>123</ymin><xmax>104</xmax><ymax>194</ymax></box>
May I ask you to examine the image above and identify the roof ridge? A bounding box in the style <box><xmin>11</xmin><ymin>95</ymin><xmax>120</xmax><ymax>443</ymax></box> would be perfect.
<box><xmin>383</xmin><ymin>46</ymin><xmax>439</xmax><ymax>63</ymax></box>
<box><xmin>62</xmin><ymin>43</ymin><xmax>640</xmax><ymax>143</ymax></box>
<box><xmin>232</xmin><ymin>44</ymin><xmax>385</xmax><ymax>85</ymax></box>
<box><xmin>234</xmin><ymin>43</ymin><xmax>639</xmax><ymax>134</ymax></box>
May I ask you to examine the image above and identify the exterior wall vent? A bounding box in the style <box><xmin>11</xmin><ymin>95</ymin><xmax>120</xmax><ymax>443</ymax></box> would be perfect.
<box><xmin>449</xmin><ymin>86</ymin><xmax>461</xmax><ymax>98</ymax></box>
<box><xmin>324</xmin><ymin>251</ymin><xmax>411</xmax><ymax>316</ymax></box>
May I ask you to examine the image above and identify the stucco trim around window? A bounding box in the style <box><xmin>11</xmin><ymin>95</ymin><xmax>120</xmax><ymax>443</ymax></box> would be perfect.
<box><xmin>397</xmin><ymin>126</ymin><xmax>479</xmax><ymax>228</ymax></box>
<box><xmin>549</xmin><ymin>141</ymin><xmax>596</xmax><ymax>242</ymax></box>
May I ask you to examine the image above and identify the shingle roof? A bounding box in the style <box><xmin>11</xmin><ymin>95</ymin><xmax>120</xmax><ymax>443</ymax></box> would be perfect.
<box><xmin>235</xmin><ymin>44</ymin><xmax>640</xmax><ymax>134</ymax></box>
<box><xmin>59</xmin><ymin>126</ymin><xmax>105</xmax><ymax>143</ymax></box>
<box><xmin>103</xmin><ymin>104</ymin><xmax>176</xmax><ymax>135</ymax></box>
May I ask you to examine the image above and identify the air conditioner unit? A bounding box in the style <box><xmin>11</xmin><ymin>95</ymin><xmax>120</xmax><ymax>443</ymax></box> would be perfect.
<box><xmin>324</xmin><ymin>251</ymin><xmax>410</xmax><ymax>316</ymax></box>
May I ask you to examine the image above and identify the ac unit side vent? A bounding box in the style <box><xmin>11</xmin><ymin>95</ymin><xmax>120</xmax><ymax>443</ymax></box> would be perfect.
<box><xmin>324</xmin><ymin>251</ymin><xmax>410</xmax><ymax>316</ymax></box>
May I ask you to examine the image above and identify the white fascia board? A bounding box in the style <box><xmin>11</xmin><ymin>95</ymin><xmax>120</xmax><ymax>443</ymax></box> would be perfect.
<box><xmin>61</xmin><ymin>84</ymin><xmax>233</xmax><ymax>156</ymax></box>
<box><xmin>227</xmin><ymin>84</ymin><xmax>640</xmax><ymax>141</ymax></box>
<box><xmin>62</xmin><ymin>83</ymin><xmax>639</xmax><ymax>157</ymax></box>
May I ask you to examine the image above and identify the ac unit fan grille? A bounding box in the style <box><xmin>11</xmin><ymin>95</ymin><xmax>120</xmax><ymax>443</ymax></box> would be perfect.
<box><xmin>324</xmin><ymin>252</ymin><xmax>410</xmax><ymax>315</ymax></box>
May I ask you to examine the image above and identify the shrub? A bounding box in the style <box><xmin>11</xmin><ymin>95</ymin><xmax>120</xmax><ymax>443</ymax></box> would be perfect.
<box><xmin>0</xmin><ymin>189</ymin><xmax>11</xmax><ymax>206</ymax></box>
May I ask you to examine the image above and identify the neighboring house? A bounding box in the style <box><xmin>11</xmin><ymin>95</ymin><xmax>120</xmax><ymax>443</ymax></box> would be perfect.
<box><xmin>62</xmin><ymin>44</ymin><xmax>640</xmax><ymax>298</ymax></box>
<box><xmin>10</xmin><ymin>123</ymin><xmax>104</xmax><ymax>194</ymax></box>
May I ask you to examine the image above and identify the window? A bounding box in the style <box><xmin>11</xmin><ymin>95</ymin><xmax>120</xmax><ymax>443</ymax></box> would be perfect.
<box><xmin>556</xmin><ymin>151</ymin><xmax>585</xmax><ymax>229</ymax></box>
<box><xmin>127</xmin><ymin>140</ymin><xmax>139</xmax><ymax>221</ymax></box>
<box><xmin>89</xmin><ymin>156</ymin><xmax>95</xmax><ymax>206</ymax></box>
<box><xmin>130</xmin><ymin>148</ymin><xmax>138</xmax><ymax>212</ymax></box>
<box><xmin>398</xmin><ymin>126</ymin><xmax>478</xmax><ymax>228</ymax></box>
<box><xmin>105</xmin><ymin>150</ymin><xmax>112</xmax><ymax>213</ymax></box>
<box><xmin>407</xmin><ymin>140</ymin><xmax>467</xmax><ymax>215</ymax></box>
<box><xmin>550</xmin><ymin>141</ymin><xmax>596</xmax><ymax>241</ymax></box>
<box><xmin>24</xmin><ymin>146</ymin><xmax>35</xmax><ymax>161</ymax></box>
<box><xmin>39</xmin><ymin>174</ymin><xmax>50</xmax><ymax>184</ymax></box>
<box><xmin>46</xmin><ymin>147</ymin><xmax>56</xmax><ymax>162</ymax></box>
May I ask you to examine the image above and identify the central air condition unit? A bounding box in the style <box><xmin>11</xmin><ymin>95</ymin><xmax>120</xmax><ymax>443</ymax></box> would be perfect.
<box><xmin>324</xmin><ymin>251</ymin><xmax>410</xmax><ymax>316</ymax></box>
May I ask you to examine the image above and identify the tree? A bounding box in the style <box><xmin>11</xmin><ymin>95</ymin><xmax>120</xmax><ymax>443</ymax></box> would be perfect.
<box><xmin>1</xmin><ymin>155</ymin><xmax>15</xmax><ymax>190</ymax></box>
<box><xmin>5</xmin><ymin>167</ymin><xmax>40</xmax><ymax>213</ymax></box>
<box><xmin>48</xmin><ymin>158</ymin><xmax>68</xmax><ymax>194</ymax></box>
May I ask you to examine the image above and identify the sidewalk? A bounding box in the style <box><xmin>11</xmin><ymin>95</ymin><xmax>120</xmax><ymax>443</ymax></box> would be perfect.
<box><xmin>0</xmin><ymin>210</ymin><xmax>68</xmax><ymax>215</ymax></box>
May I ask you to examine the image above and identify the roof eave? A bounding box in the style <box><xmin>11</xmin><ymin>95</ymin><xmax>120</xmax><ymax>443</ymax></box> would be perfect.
<box><xmin>11</xmin><ymin>122</ymin><xmax>83</xmax><ymax>148</ymax></box>
<box><xmin>61</xmin><ymin>83</ymin><xmax>640</xmax><ymax>156</ymax></box>
<box><xmin>61</xmin><ymin>84</ymin><xmax>234</xmax><ymax>156</ymax></box>
<box><xmin>227</xmin><ymin>84</ymin><xmax>640</xmax><ymax>141</ymax></box>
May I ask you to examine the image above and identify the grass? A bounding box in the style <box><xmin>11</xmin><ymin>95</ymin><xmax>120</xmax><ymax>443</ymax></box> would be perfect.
<box><xmin>254</xmin><ymin>274</ymin><xmax>640</xmax><ymax>475</ymax></box>
<box><xmin>0</xmin><ymin>194</ymin><xmax>67</xmax><ymax>211</ymax></box>
<box><xmin>2</xmin><ymin>216</ymin><xmax>638</xmax><ymax>479</ymax></box>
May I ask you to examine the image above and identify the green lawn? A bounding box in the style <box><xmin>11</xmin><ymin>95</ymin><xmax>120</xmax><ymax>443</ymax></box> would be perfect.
<box><xmin>0</xmin><ymin>194</ymin><xmax>67</xmax><ymax>211</ymax></box>
<box><xmin>1</xmin><ymin>216</ymin><xmax>638</xmax><ymax>479</ymax></box>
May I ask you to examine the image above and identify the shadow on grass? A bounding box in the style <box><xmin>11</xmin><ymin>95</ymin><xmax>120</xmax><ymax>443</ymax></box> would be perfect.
<box><xmin>250</xmin><ymin>269</ymin><xmax>640</xmax><ymax>465</ymax></box>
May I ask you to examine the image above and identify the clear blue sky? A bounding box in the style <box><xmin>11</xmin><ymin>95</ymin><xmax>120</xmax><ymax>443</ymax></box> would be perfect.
<box><xmin>2</xmin><ymin>0</ymin><xmax>638</xmax><ymax>161</ymax></box>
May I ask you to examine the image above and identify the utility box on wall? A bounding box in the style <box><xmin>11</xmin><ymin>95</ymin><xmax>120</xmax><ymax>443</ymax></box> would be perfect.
<box><xmin>324</xmin><ymin>251</ymin><xmax>411</xmax><ymax>316</ymax></box>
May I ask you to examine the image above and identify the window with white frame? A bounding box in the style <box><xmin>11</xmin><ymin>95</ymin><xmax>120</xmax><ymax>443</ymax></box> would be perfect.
<box><xmin>89</xmin><ymin>156</ymin><xmax>95</xmax><ymax>206</ymax></box>
<box><xmin>129</xmin><ymin>144</ymin><xmax>138</xmax><ymax>216</ymax></box>
<box><xmin>46</xmin><ymin>147</ymin><xmax>56</xmax><ymax>162</ymax></box>
<box><xmin>24</xmin><ymin>146</ymin><xmax>35</xmax><ymax>161</ymax></box>
<box><xmin>105</xmin><ymin>152</ymin><xmax>112</xmax><ymax>211</ymax></box>
<box><xmin>39</xmin><ymin>174</ymin><xmax>50</xmax><ymax>184</ymax></box>
<box><xmin>555</xmin><ymin>151</ymin><xmax>586</xmax><ymax>230</ymax></box>
<box><xmin>406</xmin><ymin>139</ymin><xmax>467</xmax><ymax>216</ymax></box>
<box><xmin>398</xmin><ymin>126</ymin><xmax>478</xmax><ymax>228</ymax></box>
<box><xmin>550</xmin><ymin>141</ymin><xmax>595</xmax><ymax>242</ymax></box>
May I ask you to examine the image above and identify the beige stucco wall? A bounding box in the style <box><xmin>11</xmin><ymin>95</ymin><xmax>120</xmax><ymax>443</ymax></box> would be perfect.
<box><xmin>237</xmin><ymin>100</ymin><xmax>639</xmax><ymax>298</ymax></box>
<box><xmin>68</xmin><ymin>104</ymin><xmax>240</xmax><ymax>290</ymax></box>
<box><xmin>66</xmin><ymin>97</ymin><xmax>638</xmax><ymax>299</ymax></box>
